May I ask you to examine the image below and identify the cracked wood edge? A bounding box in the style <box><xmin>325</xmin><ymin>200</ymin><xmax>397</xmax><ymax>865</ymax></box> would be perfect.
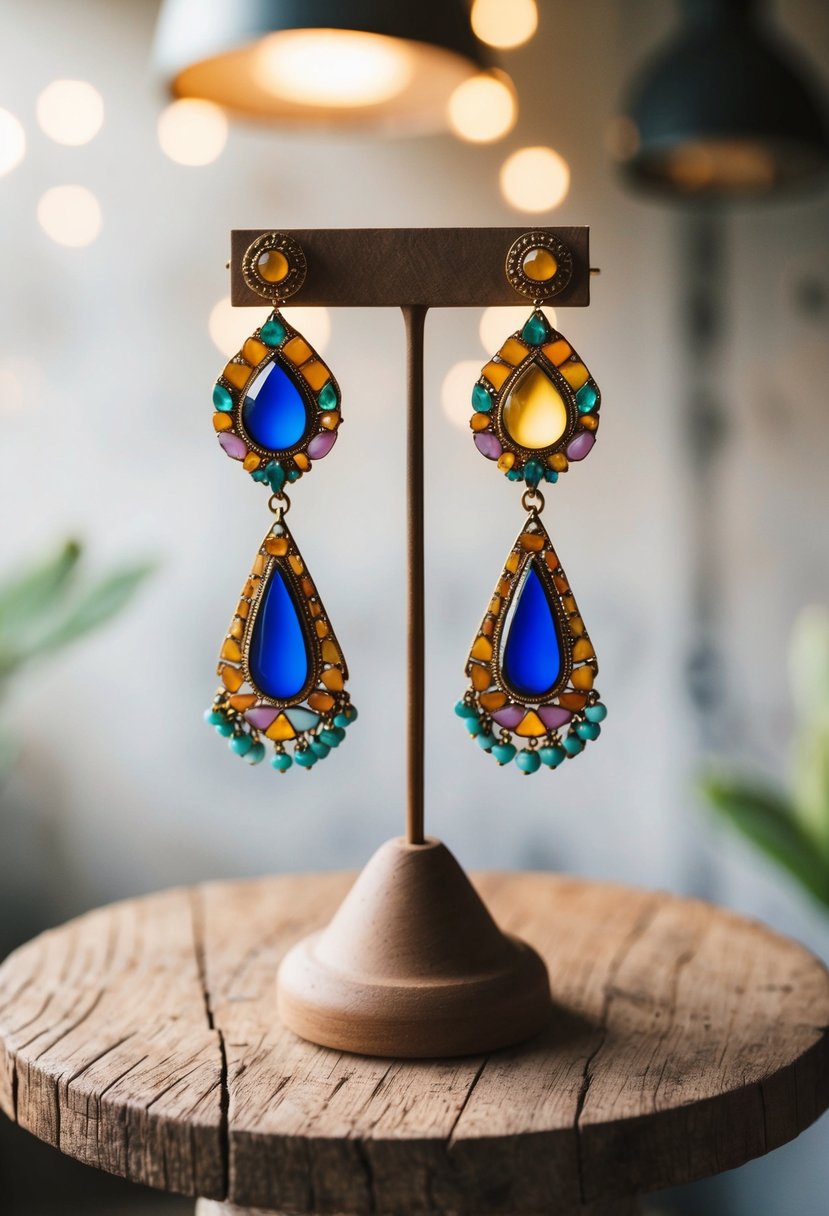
<box><xmin>2</xmin><ymin>873</ymin><xmax>829</xmax><ymax>1214</ymax></box>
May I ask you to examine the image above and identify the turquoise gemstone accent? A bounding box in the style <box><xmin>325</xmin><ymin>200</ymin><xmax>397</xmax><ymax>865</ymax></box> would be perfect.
<box><xmin>249</xmin><ymin>569</ymin><xmax>310</xmax><ymax>701</ymax></box>
<box><xmin>295</xmin><ymin>748</ymin><xmax>316</xmax><ymax>768</ymax></box>
<box><xmin>472</xmin><ymin>383</ymin><xmax>492</xmax><ymax>412</ymax></box>
<box><xmin>576</xmin><ymin>720</ymin><xmax>601</xmax><ymax>741</ymax></box>
<box><xmin>503</xmin><ymin>565</ymin><xmax>562</xmax><ymax>698</ymax></box>
<box><xmin>466</xmin><ymin>716</ymin><xmax>483</xmax><ymax>737</ymax></box>
<box><xmin>230</xmin><ymin>733</ymin><xmax>253</xmax><ymax>756</ymax></box>
<box><xmin>265</xmin><ymin>461</ymin><xmax>285</xmax><ymax>492</ymax></box>
<box><xmin>491</xmin><ymin>742</ymin><xmax>516</xmax><ymax>766</ymax></box>
<box><xmin>214</xmin><ymin>720</ymin><xmax>234</xmax><ymax>737</ymax></box>
<box><xmin>213</xmin><ymin>383</ymin><xmax>233</xmax><ymax>412</ymax></box>
<box><xmin>476</xmin><ymin>732</ymin><xmax>496</xmax><ymax>751</ymax></box>
<box><xmin>317</xmin><ymin>382</ymin><xmax>338</xmax><ymax>411</ymax></box>
<box><xmin>454</xmin><ymin>700</ymin><xmax>477</xmax><ymax>719</ymax></box>
<box><xmin>245</xmin><ymin>741</ymin><xmax>266</xmax><ymax>764</ymax></box>
<box><xmin>252</xmin><ymin>468</ymin><xmax>268</xmax><ymax>483</ymax></box>
<box><xmin>585</xmin><ymin>702</ymin><xmax>607</xmax><ymax>723</ymax></box>
<box><xmin>506</xmin><ymin>468</ymin><xmax>524</xmax><ymax>482</ymax></box>
<box><xmin>204</xmin><ymin>709</ymin><xmax>226</xmax><ymax>725</ymax></box>
<box><xmin>575</xmin><ymin>384</ymin><xmax>598</xmax><ymax>413</ymax></box>
<box><xmin>331</xmin><ymin>725</ymin><xmax>346</xmax><ymax>743</ymax></box>
<box><xmin>285</xmin><ymin>707</ymin><xmax>320</xmax><ymax>732</ymax></box>
<box><xmin>515</xmin><ymin>748</ymin><xmax>541</xmax><ymax>774</ymax></box>
<box><xmin>521</xmin><ymin>312</ymin><xmax>549</xmax><ymax>346</ymax></box>
<box><xmin>310</xmin><ymin>738</ymin><xmax>331</xmax><ymax>759</ymax></box>
<box><xmin>287</xmin><ymin>468</ymin><xmax>301</xmax><ymax>482</ymax></box>
<box><xmin>564</xmin><ymin>734</ymin><xmax>584</xmax><ymax>756</ymax></box>
<box><xmin>544</xmin><ymin>469</ymin><xmax>559</xmax><ymax>483</ymax></box>
<box><xmin>260</xmin><ymin>318</ymin><xmax>287</xmax><ymax>347</ymax></box>
<box><xmin>524</xmin><ymin>459</ymin><xmax>544</xmax><ymax>488</ymax></box>
<box><xmin>344</xmin><ymin>705</ymin><xmax>358</xmax><ymax>722</ymax></box>
<box><xmin>243</xmin><ymin>360</ymin><xmax>309</xmax><ymax>451</ymax></box>
<box><xmin>540</xmin><ymin>745</ymin><xmax>566</xmax><ymax>768</ymax></box>
<box><xmin>319</xmin><ymin>728</ymin><xmax>342</xmax><ymax>747</ymax></box>
<box><xmin>271</xmin><ymin>752</ymin><xmax>292</xmax><ymax>772</ymax></box>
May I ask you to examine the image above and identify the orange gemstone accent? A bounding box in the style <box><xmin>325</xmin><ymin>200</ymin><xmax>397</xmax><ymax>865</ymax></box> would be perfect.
<box><xmin>553</xmin><ymin>573</ymin><xmax>569</xmax><ymax>593</ymax></box>
<box><xmin>265</xmin><ymin>537</ymin><xmax>288</xmax><ymax>556</ymax></box>
<box><xmin>320</xmin><ymin>412</ymin><xmax>340</xmax><ymax>430</ymax></box>
<box><xmin>229</xmin><ymin>619</ymin><xmax>244</xmax><ymax>641</ymax></box>
<box><xmin>471</xmin><ymin>636</ymin><xmax>493</xmax><ymax>661</ymax></box>
<box><xmin>252</xmin><ymin>555</ymin><xmax>265</xmax><ymax>575</ymax></box>
<box><xmin>282</xmin><ymin>336</ymin><xmax>313</xmax><ymax>366</ymax></box>
<box><xmin>559</xmin><ymin>691</ymin><xmax>587</xmax><ymax>710</ymax></box>
<box><xmin>581</xmin><ymin>414</ymin><xmax>599</xmax><ymax>432</ymax></box>
<box><xmin>570</xmin><ymin>616</ymin><xmax>585</xmax><ymax>637</ymax></box>
<box><xmin>220</xmin><ymin>665</ymin><xmax>244</xmax><ymax>692</ymax></box>
<box><xmin>243</xmin><ymin>577</ymin><xmax>258</xmax><ymax>599</ymax></box>
<box><xmin>257</xmin><ymin>249</ymin><xmax>289</xmax><ymax>283</ymax></box>
<box><xmin>308</xmin><ymin>691</ymin><xmax>335</xmax><ymax>712</ymax></box>
<box><xmin>480</xmin><ymin>691</ymin><xmax>507</xmax><ymax>712</ymax></box>
<box><xmin>481</xmin><ymin>617</ymin><xmax>494</xmax><ymax>637</ymax></box>
<box><xmin>301</xmin><ymin>360</ymin><xmax>330</xmax><ymax>391</ymax></box>
<box><xmin>515</xmin><ymin>711</ymin><xmax>547</xmax><ymax>738</ymax></box>
<box><xmin>549</xmin><ymin>453</ymin><xmax>568</xmax><ymax>472</ymax></box>
<box><xmin>243</xmin><ymin>338</ymin><xmax>269</xmax><ymax>366</ymax></box>
<box><xmin>505</xmin><ymin>552</ymin><xmax>521</xmax><ymax>573</ymax></box>
<box><xmin>229</xmin><ymin>693</ymin><xmax>258</xmax><ymax>711</ymax></box>
<box><xmin>293</xmin><ymin>453</ymin><xmax>310</xmax><ymax>472</ymax></box>
<box><xmin>221</xmin><ymin>638</ymin><xmax>242</xmax><ymax>662</ymax></box>
<box><xmin>301</xmin><ymin>576</ymin><xmax>315</xmax><ymax>597</ymax></box>
<box><xmin>497</xmin><ymin>577</ymin><xmax>511</xmax><ymax>597</ymax></box>
<box><xmin>573</xmin><ymin>638</ymin><xmax>595</xmax><ymax>661</ymax></box>
<box><xmin>497</xmin><ymin>452</ymin><xmax>515</xmax><ymax>471</ymax></box>
<box><xmin>223</xmin><ymin>362</ymin><xmax>253</xmax><ymax>390</ymax></box>
<box><xmin>243</xmin><ymin>453</ymin><xmax>261</xmax><ymax>472</ymax></box>
<box><xmin>266</xmin><ymin>714</ymin><xmax>296</xmax><ymax>742</ymax></box>
<box><xmin>571</xmin><ymin>666</ymin><xmax>595</xmax><ymax>691</ymax></box>
<box><xmin>542</xmin><ymin>339</ymin><xmax>572</xmax><ymax>366</ymax></box>
<box><xmin>519</xmin><ymin>533</ymin><xmax>544</xmax><ymax>552</ymax></box>
<box><xmin>563</xmin><ymin>596</ymin><xmax>576</xmax><ymax>614</ymax></box>
<box><xmin>213</xmin><ymin>413</ymin><xmax>233</xmax><ymax>432</ymax></box>
<box><xmin>309</xmin><ymin>602</ymin><xmax>322</xmax><ymax>618</ymax></box>
<box><xmin>322</xmin><ymin>668</ymin><xmax>344</xmax><ymax>692</ymax></box>
<box><xmin>321</xmin><ymin>640</ymin><xmax>342</xmax><ymax>665</ymax></box>
<box><xmin>236</xmin><ymin>600</ymin><xmax>250</xmax><ymax>618</ymax></box>
<box><xmin>470</xmin><ymin>664</ymin><xmax>492</xmax><ymax>691</ymax></box>
<box><xmin>559</xmin><ymin>361</ymin><xmax>589</xmax><ymax>390</ymax></box>
<box><xmin>498</xmin><ymin>337</ymin><xmax>529</xmax><ymax>367</ymax></box>
<box><xmin>288</xmin><ymin>555</ymin><xmax>304</xmax><ymax>575</ymax></box>
<box><xmin>545</xmin><ymin>551</ymin><xmax>560</xmax><ymax>571</ymax></box>
<box><xmin>316</xmin><ymin>620</ymin><xmax>329</xmax><ymax>637</ymax></box>
<box><xmin>471</xmin><ymin>413</ymin><xmax>490</xmax><ymax>432</ymax></box>
<box><xmin>482</xmin><ymin>361</ymin><xmax>511</xmax><ymax>391</ymax></box>
<box><xmin>489</xmin><ymin>595</ymin><xmax>501</xmax><ymax>615</ymax></box>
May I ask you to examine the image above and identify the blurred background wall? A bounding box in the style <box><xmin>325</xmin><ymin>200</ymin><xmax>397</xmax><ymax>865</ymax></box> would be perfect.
<box><xmin>0</xmin><ymin>0</ymin><xmax>827</xmax><ymax>1212</ymax></box>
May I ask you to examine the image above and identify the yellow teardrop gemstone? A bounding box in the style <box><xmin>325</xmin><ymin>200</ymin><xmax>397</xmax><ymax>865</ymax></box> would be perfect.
<box><xmin>503</xmin><ymin>364</ymin><xmax>568</xmax><ymax>450</ymax></box>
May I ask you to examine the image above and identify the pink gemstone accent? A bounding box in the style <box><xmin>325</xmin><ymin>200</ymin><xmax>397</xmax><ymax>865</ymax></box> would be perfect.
<box><xmin>539</xmin><ymin>705</ymin><xmax>572</xmax><ymax>729</ymax></box>
<box><xmin>245</xmin><ymin>707</ymin><xmax>279</xmax><ymax>730</ymax></box>
<box><xmin>474</xmin><ymin>432</ymin><xmax>502</xmax><ymax>460</ymax></box>
<box><xmin>566</xmin><ymin>431</ymin><xmax>596</xmax><ymax>462</ymax></box>
<box><xmin>491</xmin><ymin>704</ymin><xmax>524</xmax><ymax>729</ymax></box>
<box><xmin>308</xmin><ymin>430</ymin><xmax>338</xmax><ymax>460</ymax></box>
<box><xmin>219</xmin><ymin>432</ymin><xmax>247</xmax><ymax>460</ymax></box>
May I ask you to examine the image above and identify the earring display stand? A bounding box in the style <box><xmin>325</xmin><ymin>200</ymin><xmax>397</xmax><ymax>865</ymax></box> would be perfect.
<box><xmin>231</xmin><ymin>228</ymin><xmax>592</xmax><ymax>1058</ymax></box>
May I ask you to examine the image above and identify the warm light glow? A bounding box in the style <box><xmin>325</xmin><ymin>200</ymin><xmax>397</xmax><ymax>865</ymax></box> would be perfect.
<box><xmin>37</xmin><ymin>186</ymin><xmax>102</xmax><ymax>248</ymax></box>
<box><xmin>36</xmin><ymin>80</ymin><xmax>104</xmax><ymax>146</ymax></box>
<box><xmin>158</xmin><ymin>99</ymin><xmax>228</xmax><ymax>166</ymax></box>
<box><xmin>664</xmin><ymin>140</ymin><xmax>777</xmax><ymax>192</ymax></box>
<box><xmin>479</xmin><ymin>305</ymin><xmax>556</xmax><ymax>353</ymax></box>
<box><xmin>442</xmin><ymin>360</ymin><xmax>482</xmax><ymax>430</ymax></box>
<box><xmin>500</xmin><ymin>146</ymin><xmax>570</xmax><ymax>212</ymax></box>
<box><xmin>0</xmin><ymin>108</ymin><xmax>25</xmax><ymax>177</ymax></box>
<box><xmin>447</xmin><ymin>71</ymin><xmax>516</xmax><ymax>143</ymax></box>
<box><xmin>209</xmin><ymin>298</ymin><xmax>331</xmax><ymax>359</ymax></box>
<box><xmin>254</xmin><ymin>29</ymin><xmax>414</xmax><ymax>109</ymax></box>
<box><xmin>471</xmin><ymin>0</ymin><xmax>538</xmax><ymax>49</ymax></box>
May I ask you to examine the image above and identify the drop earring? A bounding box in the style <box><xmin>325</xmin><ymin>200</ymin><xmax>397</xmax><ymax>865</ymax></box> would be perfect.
<box><xmin>458</xmin><ymin>231</ymin><xmax>607</xmax><ymax>773</ymax></box>
<box><xmin>205</xmin><ymin>232</ymin><xmax>357</xmax><ymax>772</ymax></box>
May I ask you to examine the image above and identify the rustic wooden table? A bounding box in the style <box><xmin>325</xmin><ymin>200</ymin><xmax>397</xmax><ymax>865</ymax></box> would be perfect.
<box><xmin>1</xmin><ymin>872</ymin><xmax>827</xmax><ymax>1215</ymax></box>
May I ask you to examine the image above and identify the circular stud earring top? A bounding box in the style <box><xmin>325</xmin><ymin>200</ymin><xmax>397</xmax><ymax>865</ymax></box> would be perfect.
<box><xmin>242</xmin><ymin>231</ymin><xmax>308</xmax><ymax>304</ymax></box>
<box><xmin>505</xmin><ymin>230</ymin><xmax>574</xmax><ymax>302</ymax></box>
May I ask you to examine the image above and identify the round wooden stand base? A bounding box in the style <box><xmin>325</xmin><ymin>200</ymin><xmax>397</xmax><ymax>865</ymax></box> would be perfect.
<box><xmin>276</xmin><ymin>837</ymin><xmax>552</xmax><ymax>1057</ymax></box>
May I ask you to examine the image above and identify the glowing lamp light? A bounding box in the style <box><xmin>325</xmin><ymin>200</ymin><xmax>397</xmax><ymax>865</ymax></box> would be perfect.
<box><xmin>158</xmin><ymin>99</ymin><xmax>228</xmax><ymax>165</ymax></box>
<box><xmin>254</xmin><ymin>29</ymin><xmax>413</xmax><ymax>108</ymax></box>
<box><xmin>0</xmin><ymin>108</ymin><xmax>26</xmax><ymax>178</ymax></box>
<box><xmin>448</xmin><ymin>71</ymin><xmax>516</xmax><ymax>144</ymax></box>
<box><xmin>37</xmin><ymin>186</ymin><xmax>102</xmax><ymax>248</ymax></box>
<box><xmin>471</xmin><ymin>0</ymin><xmax>538</xmax><ymax>50</ymax></box>
<box><xmin>500</xmin><ymin>146</ymin><xmax>570</xmax><ymax>212</ymax></box>
<box><xmin>36</xmin><ymin>80</ymin><xmax>104</xmax><ymax>146</ymax></box>
<box><xmin>442</xmin><ymin>360</ymin><xmax>482</xmax><ymax>430</ymax></box>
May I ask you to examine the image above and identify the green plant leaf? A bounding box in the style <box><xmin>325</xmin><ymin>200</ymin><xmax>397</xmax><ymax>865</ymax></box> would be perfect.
<box><xmin>791</xmin><ymin>722</ymin><xmax>829</xmax><ymax>857</ymax></box>
<box><xmin>701</xmin><ymin>775</ymin><xmax>829</xmax><ymax>909</ymax></box>
<box><xmin>0</xmin><ymin>541</ymin><xmax>82</xmax><ymax>637</ymax></box>
<box><xmin>789</xmin><ymin>607</ymin><xmax>829</xmax><ymax>726</ymax></box>
<box><xmin>27</xmin><ymin>562</ymin><xmax>156</xmax><ymax>656</ymax></box>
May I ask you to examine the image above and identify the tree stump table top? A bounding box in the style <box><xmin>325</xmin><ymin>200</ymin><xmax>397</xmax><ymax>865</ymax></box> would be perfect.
<box><xmin>0</xmin><ymin>871</ymin><xmax>828</xmax><ymax>1215</ymax></box>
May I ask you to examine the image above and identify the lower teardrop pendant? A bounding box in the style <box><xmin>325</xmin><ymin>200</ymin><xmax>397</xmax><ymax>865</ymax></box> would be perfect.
<box><xmin>206</xmin><ymin>519</ymin><xmax>356</xmax><ymax>772</ymax></box>
<box><xmin>458</xmin><ymin>513</ymin><xmax>606</xmax><ymax>774</ymax></box>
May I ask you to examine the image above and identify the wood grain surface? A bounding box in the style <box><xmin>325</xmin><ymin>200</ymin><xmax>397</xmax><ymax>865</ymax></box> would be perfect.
<box><xmin>1</xmin><ymin>872</ymin><xmax>828</xmax><ymax>1214</ymax></box>
<box><xmin>229</xmin><ymin>228</ymin><xmax>591</xmax><ymax>308</ymax></box>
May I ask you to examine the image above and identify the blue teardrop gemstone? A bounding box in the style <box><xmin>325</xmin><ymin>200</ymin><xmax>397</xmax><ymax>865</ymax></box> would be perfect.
<box><xmin>249</xmin><ymin>569</ymin><xmax>309</xmax><ymax>700</ymax></box>
<box><xmin>502</xmin><ymin>565</ymin><xmax>562</xmax><ymax>697</ymax></box>
<box><xmin>242</xmin><ymin>360</ymin><xmax>309</xmax><ymax>451</ymax></box>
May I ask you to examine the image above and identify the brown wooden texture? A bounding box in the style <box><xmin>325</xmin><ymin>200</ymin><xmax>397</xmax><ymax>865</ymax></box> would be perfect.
<box><xmin>1</xmin><ymin>873</ymin><xmax>828</xmax><ymax>1214</ymax></box>
<box><xmin>229</xmin><ymin>228</ymin><xmax>591</xmax><ymax>308</ymax></box>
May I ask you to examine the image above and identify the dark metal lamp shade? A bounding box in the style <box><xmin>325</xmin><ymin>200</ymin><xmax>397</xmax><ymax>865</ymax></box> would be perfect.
<box><xmin>617</xmin><ymin>0</ymin><xmax>829</xmax><ymax>199</ymax></box>
<box><xmin>153</xmin><ymin>0</ymin><xmax>488</xmax><ymax>132</ymax></box>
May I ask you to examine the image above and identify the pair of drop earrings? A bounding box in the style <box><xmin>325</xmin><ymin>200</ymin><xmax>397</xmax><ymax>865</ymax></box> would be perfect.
<box><xmin>204</xmin><ymin>230</ymin><xmax>607</xmax><ymax>776</ymax></box>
